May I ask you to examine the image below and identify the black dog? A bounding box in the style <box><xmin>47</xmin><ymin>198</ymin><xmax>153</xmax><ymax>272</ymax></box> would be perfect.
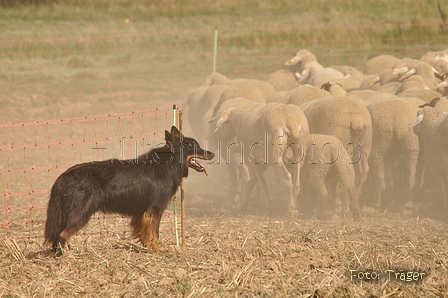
<box><xmin>44</xmin><ymin>126</ymin><xmax>214</xmax><ymax>255</ymax></box>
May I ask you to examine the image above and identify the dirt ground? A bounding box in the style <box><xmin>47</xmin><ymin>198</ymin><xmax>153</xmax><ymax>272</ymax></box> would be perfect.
<box><xmin>1</xmin><ymin>200</ymin><xmax>448</xmax><ymax>297</ymax></box>
<box><xmin>1</xmin><ymin>98</ymin><xmax>448</xmax><ymax>297</ymax></box>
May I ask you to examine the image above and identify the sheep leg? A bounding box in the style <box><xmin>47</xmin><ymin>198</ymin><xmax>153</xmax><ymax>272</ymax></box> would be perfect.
<box><xmin>227</xmin><ymin>151</ymin><xmax>250</xmax><ymax>207</ymax></box>
<box><xmin>369</xmin><ymin>152</ymin><xmax>385</xmax><ymax>210</ymax></box>
<box><xmin>276</xmin><ymin>161</ymin><xmax>298</xmax><ymax>217</ymax></box>
<box><xmin>401</xmin><ymin>147</ymin><xmax>419</xmax><ymax>209</ymax></box>
<box><xmin>355</xmin><ymin>155</ymin><xmax>369</xmax><ymax>194</ymax></box>
<box><xmin>290</xmin><ymin>163</ymin><xmax>301</xmax><ymax>198</ymax></box>
<box><xmin>413</xmin><ymin>143</ymin><xmax>426</xmax><ymax>197</ymax></box>
<box><xmin>349</xmin><ymin>185</ymin><xmax>361</xmax><ymax>220</ymax></box>
<box><xmin>227</xmin><ymin>164</ymin><xmax>238</xmax><ymax>203</ymax></box>
<box><xmin>310</xmin><ymin>178</ymin><xmax>328</xmax><ymax>220</ymax></box>
<box><xmin>251</xmin><ymin>164</ymin><xmax>270</xmax><ymax>212</ymax></box>
<box><xmin>238</xmin><ymin>175</ymin><xmax>256</xmax><ymax>212</ymax></box>
<box><xmin>335</xmin><ymin>184</ymin><xmax>349</xmax><ymax>217</ymax></box>
<box><xmin>337</xmin><ymin>184</ymin><xmax>360</xmax><ymax>220</ymax></box>
<box><xmin>239</xmin><ymin>164</ymin><xmax>268</xmax><ymax>212</ymax></box>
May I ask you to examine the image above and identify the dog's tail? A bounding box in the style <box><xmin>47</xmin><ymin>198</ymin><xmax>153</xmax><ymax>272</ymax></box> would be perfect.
<box><xmin>44</xmin><ymin>184</ymin><xmax>67</xmax><ymax>248</ymax></box>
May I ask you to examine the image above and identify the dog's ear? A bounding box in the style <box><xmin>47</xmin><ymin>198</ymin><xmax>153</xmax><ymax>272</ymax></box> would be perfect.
<box><xmin>170</xmin><ymin>126</ymin><xmax>182</xmax><ymax>143</ymax></box>
<box><xmin>165</xmin><ymin>130</ymin><xmax>172</xmax><ymax>142</ymax></box>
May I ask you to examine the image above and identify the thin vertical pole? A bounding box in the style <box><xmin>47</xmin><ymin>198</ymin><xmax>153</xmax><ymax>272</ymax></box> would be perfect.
<box><xmin>179</xmin><ymin>109</ymin><xmax>185</xmax><ymax>246</ymax></box>
<box><xmin>213</xmin><ymin>27</ymin><xmax>218</xmax><ymax>73</ymax></box>
<box><xmin>172</xmin><ymin>105</ymin><xmax>179</xmax><ymax>246</ymax></box>
<box><xmin>172</xmin><ymin>104</ymin><xmax>177</xmax><ymax>127</ymax></box>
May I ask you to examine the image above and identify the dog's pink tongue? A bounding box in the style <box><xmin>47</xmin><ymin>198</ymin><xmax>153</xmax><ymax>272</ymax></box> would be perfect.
<box><xmin>197</xmin><ymin>161</ymin><xmax>208</xmax><ymax>176</ymax></box>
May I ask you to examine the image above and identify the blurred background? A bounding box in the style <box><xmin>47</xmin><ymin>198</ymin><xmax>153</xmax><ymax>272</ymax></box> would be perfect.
<box><xmin>0</xmin><ymin>0</ymin><xmax>447</xmax><ymax>124</ymax></box>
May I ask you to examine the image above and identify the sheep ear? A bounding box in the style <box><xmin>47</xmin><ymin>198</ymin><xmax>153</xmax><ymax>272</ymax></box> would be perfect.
<box><xmin>285</xmin><ymin>56</ymin><xmax>301</xmax><ymax>66</ymax></box>
<box><xmin>419</xmin><ymin>97</ymin><xmax>440</xmax><ymax>108</ymax></box>
<box><xmin>432</xmin><ymin>66</ymin><xmax>442</xmax><ymax>77</ymax></box>
<box><xmin>321</xmin><ymin>82</ymin><xmax>331</xmax><ymax>91</ymax></box>
<box><xmin>299</xmin><ymin>68</ymin><xmax>310</xmax><ymax>83</ymax></box>
<box><xmin>213</xmin><ymin>115</ymin><xmax>228</xmax><ymax>133</ymax></box>
<box><xmin>400</xmin><ymin>68</ymin><xmax>416</xmax><ymax>81</ymax></box>
<box><xmin>368</xmin><ymin>76</ymin><xmax>380</xmax><ymax>88</ymax></box>
<box><xmin>410</xmin><ymin>113</ymin><xmax>424</xmax><ymax>128</ymax></box>
<box><xmin>213</xmin><ymin>110</ymin><xmax>232</xmax><ymax>133</ymax></box>
<box><xmin>435</xmin><ymin>81</ymin><xmax>448</xmax><ymax>89</ymax></box>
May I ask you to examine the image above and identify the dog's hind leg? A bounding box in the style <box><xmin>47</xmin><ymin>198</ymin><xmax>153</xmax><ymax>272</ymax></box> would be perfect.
<box><xmin>58</xmin><ymin>227</ymin><xmax>78</xmax><ymax>248</ymax></box>
<box><xmin>55</xmin><ymin>206</ymin><xmax>95</xmax><ymax>255</ymax></box>
<box><xmin>131</xmin><ymin>210</ymin><xmax>165</xmax><ymax>253</ymax></box>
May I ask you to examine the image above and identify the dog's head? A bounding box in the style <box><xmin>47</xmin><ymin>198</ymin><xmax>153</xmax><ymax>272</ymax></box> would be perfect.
<box><xmin>165</xmin><ymin>126</ymin><xmax>215</xmax><ymax>175</ymax></box>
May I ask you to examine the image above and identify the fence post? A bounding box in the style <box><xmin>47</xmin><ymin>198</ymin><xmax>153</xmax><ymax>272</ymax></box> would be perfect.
<box><xmin>172</xmin><ymin>104</ymin><xmax>180</xmax><ymax>246</ymax></box>
<box><xmin>213</xmin><ymin>27</ymin><xmax>219</xmax><ymax>73</ymax></box>
<box><xmin>179</xmin><ymin>109</ymin><xmax>185</xmax><ymax>246</ymax></box>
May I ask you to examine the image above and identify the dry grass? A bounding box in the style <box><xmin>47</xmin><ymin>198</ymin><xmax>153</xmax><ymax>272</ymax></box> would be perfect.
<box><xmin>1</xmin><ymin>210</ymin><xmax>448</xmax><ymax>297</ymax></box>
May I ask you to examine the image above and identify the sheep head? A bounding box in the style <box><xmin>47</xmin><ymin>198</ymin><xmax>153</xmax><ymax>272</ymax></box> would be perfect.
<box><xmin>285</xmin><ymin>56</ymin><xmax>302</xmax><ymax>66</ymax></box>
<box><xmin>391</xmin><ymin>65</ymin><xmax>409</xmax><ymax>76</ymax></box>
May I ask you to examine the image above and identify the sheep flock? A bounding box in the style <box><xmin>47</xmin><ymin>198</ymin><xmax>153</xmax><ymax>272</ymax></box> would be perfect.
<box><xmin>184</xmin><ymin>48</ymin><xmax>448</xmax><ymax>221</ymax></box>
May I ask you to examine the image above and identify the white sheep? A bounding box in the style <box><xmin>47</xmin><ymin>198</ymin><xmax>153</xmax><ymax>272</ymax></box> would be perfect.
<box><xmin>299</xmin><ymin>61</ymin><xmax>344</xmax><ymax>87</ymax></box>
<box><xmin>285</xmin><ymin>84</ymin><xmax>331</xmax><ymax>107</ymax></box>
<box><xmin>266</xmin><ymin>90</ymin><xmax>289</xmax><ymax>103</ymax></box>
<box><xmin>391</xmin><ymin>58</ymin><xmax>421</xmax><ymax>77</ymax></box>
<box><xmin>365</xmin><ymin>97</ymin><xmax>422</xmax><ymax>211</ymax></box>
<box><xmin>203</xmin><ymin>72</ymin><xmax>230</xmax><ymax>85</ymax></box>
<box><xmin>300</xmin><ymin>95</ymin><xmax>372</xmax><ymax>194</ymax></box>
<box><xmin>433</xmin><ymin>59</ymin><xmax>448</xmax><ymax>79</ymax></box>
<box><xmin>398</xmin><ymin>90</ymin><xmax>443</xmax><ymax>103</ymax></box>
<box><xmin>184</xmin><ymin>84</ymin><xmax>228</xmax><ymax>138</ymax></box>
<box><xmin>327</xmin><ymin>65</ymin><xmax>364</xmax><ymax>90</ymax></box>
<box><xmin>266</xmin><ymin>69</ymin><xmax>299</xmax><ymax>91</ymax></box>
<box><xmin>363</xmin><ymin>54</ymin><xmax>400</xmax><ymax>75</ymax></box>
<box><xmin>214</xmin><ymin>102</ymin><xmax>310</xmax><ymax>217</ymax></box>
<box><xmin>320</xmin><ymin>81</ymin><xmax>347</xmax><ymax>96</ymax></box>
<box><xmin>346</xmin><ymin>90</ymin><xmax>378</xmax><ymax>101</ymax></box>
<box><xmin>329</xmin><ymin>77</ymin><xmax>361</xmax><ymax>91</ymax></box>
<box><xmin>433</xmin><ymin>80</ymin><xmax>448</xmax><ymax>96</ymax></box>
<box><xmin>394</xmin><ymin>75</ymin><xmax>429</xmax><ymax>95</ymax></box>
<box><xmin>203</xmin><ymin>72</ymin><xmax>276</xmax><ymax>98</ymax></box>
<box><xmin>229</xmin><ymin>79</ymin><xmax>276</xmax><ymax>99</ymax></box>
<box><xmin>211</xmin><ymin>84</ymin><xmax>265</xmax><ymax>119</ymax></box>
<box><xmin>392</xmin><ymin>59</ymin><xmax>440</xmax><ymax>89</ymax></box>
<box><xmin>340</xmin><ymin>65</ymin><xmax>367</xmax><ymax>83</ymax></box>
<box><xmin>209</xmin><ymin>97</ymin><xmax>261</xmax><ymax>204</ymax></box>
<box><xmin>267</xmin><ymin>69</ymin><xmax>294</xmax><ymax>83</ymax></box>
<box><xmin>420</xmin><ymin>48</ymin><xmax>448</xmax><ymax>66</ymax></box>
<box><xmin>410</xmin><ymin>104</ymin><xmax>448</xmax><ymax>218</ymax></box>
<box><xmin>364</xmin><ymin>69</ymin><xmax>400</xmax><ymax>93</ymax></box>
<box><xmin>301</xmin><ymin>134</ymin><xmax>360</xmax><ymax>220</ymax></box>
<box><xmin>284</xmin><ymin>49</ymin><xmax>317</xmax><ymax>79</ymax></box>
